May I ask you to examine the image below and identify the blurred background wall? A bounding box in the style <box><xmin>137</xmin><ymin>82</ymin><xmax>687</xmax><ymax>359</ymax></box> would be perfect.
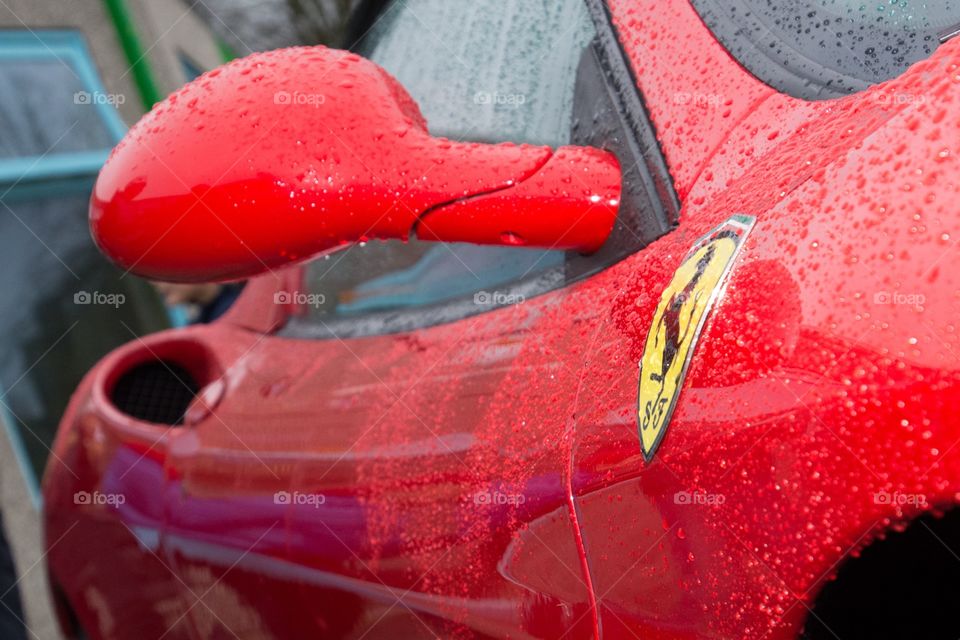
<box><xmin>0</xmin><ymin>4</ymin><xmax>222</xmax><ymax>634</ymax></box>
<box><xmin>0</xmin><ymin>1</ymin><xmax>356</xmax><ymax>637</ymax></box>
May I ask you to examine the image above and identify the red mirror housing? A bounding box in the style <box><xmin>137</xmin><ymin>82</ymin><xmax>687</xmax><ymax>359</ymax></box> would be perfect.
<box><xmin>90</xmin><ymin>47</ymin><xmax>621</xmax><ymax>282</ymax></box>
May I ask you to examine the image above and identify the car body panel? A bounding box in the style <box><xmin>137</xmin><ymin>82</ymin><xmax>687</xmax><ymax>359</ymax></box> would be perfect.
<box><xmin>568</xmin><ymin>1</ymin><xmax>960</xmax><ymax>637</ymax></box>
<box><xmin>43</xmin><ymin>0</ymin><xmax>960</xmax><ymax>638</ymax></box>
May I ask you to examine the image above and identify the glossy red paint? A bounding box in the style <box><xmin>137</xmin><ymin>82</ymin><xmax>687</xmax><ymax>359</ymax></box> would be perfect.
<box><xmin>89</xmin><ymin>47</ymin><xmax>620</xmax><ymax>283</ymax></box>
<box><xmin>44</xmin><ymin>2</ymin><xmax>960</xmax><ymax>640</ymax></box>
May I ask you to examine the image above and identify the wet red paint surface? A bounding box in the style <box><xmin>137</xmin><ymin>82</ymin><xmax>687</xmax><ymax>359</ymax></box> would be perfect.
<box><xmin>44</xmin><ymin>0</ymin><xmax>960</xmax><ymax>638</ymax></box>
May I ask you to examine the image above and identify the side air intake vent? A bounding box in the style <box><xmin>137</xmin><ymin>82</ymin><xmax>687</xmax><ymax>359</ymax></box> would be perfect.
<box><xmin>803</xmin><ymin>508</ymin><xmax>960</xmax><ymax>639</ymax></box>
<box><xmin>109</xmin><ymin>360</ymin><xmax>200</xmax><ymax>425</ymax></box>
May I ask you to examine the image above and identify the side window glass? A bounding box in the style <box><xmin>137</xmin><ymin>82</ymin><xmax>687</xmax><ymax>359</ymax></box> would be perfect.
<box><xmin>366</xmin><ymin>0</ymin><xmax>594</xmax><ymax>146</ymax></box>
<box><xmin>0</xmin><ymin>59</ymin><xmax>116</xmax><ymax>158</ymax></box>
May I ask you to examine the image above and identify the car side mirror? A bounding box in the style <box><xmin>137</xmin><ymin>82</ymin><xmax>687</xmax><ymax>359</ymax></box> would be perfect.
<box><xmin>90</xmin><ymin>47</ymin><xmax>621</xmax><ymax>282</ymax></box>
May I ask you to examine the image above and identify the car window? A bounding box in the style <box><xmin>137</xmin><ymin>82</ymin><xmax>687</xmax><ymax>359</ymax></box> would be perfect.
<box><xmin>693</xmin><ymin>0</ymin><xmax>960</xmax><ymax>99</ymax></box>
<box><xmin>0</xmin><ymin>59</ymin><xmax>115</xmax><ymax>158</ymax></box>
<box><xmin>296</xmin><ymin>0</ymin><xmax>593</xmax><ymax>323</ymax></box>
<box><xmin>362</xmin><ymin>0</ymin><xmax>593</xmax><ymax>147</ymax></box>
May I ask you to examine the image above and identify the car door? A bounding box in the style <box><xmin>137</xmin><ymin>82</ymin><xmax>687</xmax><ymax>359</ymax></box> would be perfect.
<box><xmin>159</xmin><ymin>1</ymin><xmax>678</xmax><ymax>638</ymax></box>
<box><xmin>567</xmin><ymin>1</ymin><xmax>960</xmax><ymax>638</ymax></box>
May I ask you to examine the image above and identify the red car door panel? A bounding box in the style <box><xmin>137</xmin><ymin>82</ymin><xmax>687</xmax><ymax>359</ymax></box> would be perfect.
<box><xmin>567</xmin><ymin>5</ymin><xmax>960</xmax><ymax>636</ymax></box>
<box><xmin>159</xmin><ymin>293</ymin><xmax>603</xmax><ymax>638</ymax></box>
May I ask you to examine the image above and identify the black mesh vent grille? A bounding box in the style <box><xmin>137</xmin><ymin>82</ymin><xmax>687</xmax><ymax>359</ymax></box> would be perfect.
<box><xmin>109</xmin><ymin>361</ymin><xmax>199</xmax><ymax>425</ymax></box>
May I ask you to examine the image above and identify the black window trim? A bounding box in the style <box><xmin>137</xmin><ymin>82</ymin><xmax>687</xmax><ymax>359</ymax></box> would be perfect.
<box><xmin>279</xmin><ymin>0</ymin><xmax>679</xmax><ymax>340</ymax></box>
<box><xmin>582</xmin><ymin>0</ymin><xmax>678</xmax><ymax>224</ymax></box>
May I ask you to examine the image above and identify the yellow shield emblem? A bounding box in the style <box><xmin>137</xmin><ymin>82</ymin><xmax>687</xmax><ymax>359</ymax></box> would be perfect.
<box><xmin>638</xmin><ymin>215</ymin><xmax>755</xmax><ymax>462</ymax></box>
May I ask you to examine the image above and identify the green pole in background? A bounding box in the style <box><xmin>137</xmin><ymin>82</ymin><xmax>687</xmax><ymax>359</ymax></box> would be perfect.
<box><xmin>216</xmin><ymin>37</ymin><xmax>236</xmax><ymax>63</ymax></box>
<box><xmin>103</xmin><ymin>0</ymin><xmax>163</xmax><ymax>110</ymax></box>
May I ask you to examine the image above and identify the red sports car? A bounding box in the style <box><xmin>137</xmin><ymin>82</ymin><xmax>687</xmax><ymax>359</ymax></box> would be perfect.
<box><xmin>44</xmin><ymin>0</ymin><xmax>960</xmax><ymax>638</ymax></box>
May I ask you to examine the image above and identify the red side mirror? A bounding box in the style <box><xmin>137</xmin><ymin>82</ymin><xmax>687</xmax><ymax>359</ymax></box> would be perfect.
<box><xmin>90</xmin><ymin>47</ymin><xmax>621</xmax><ymax>282</ymax></box>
